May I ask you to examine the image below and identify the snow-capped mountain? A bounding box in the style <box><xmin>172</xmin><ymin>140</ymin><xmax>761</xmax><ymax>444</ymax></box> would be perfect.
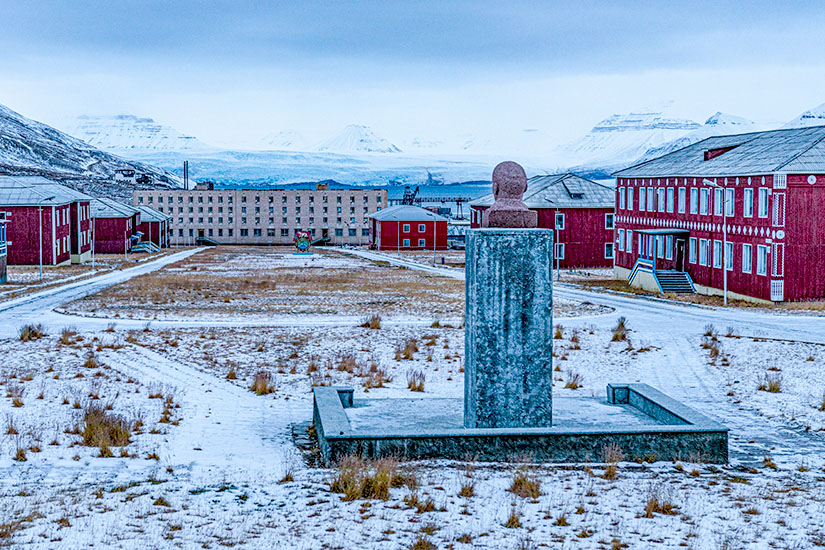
<box><xmin>316</xmin><ymin>125</ymin><xmax>401</xmax><ymax>153</ymax></box>
<box><xmin>259</xmin><ymin>130</ymin><xmax>306</xmax><ymax>151</ymax></box>
<box><xmin>639</xmin><ymin>112</ymin><xmax>765</xmax><ymax>161</ymax></box>
<box><xmin>783</xmin><ymin>102</ymin><xmax>825</xmax><ymax>128</ymax></box>
<box><xmin>556</xmin><ymin>111</ymin><xmax>702</xmax><ymax>167</ymax></box>
<box><xmin>62</xmin><ymin>114</ymin><xmax>212</xmax><ymax>152</ymax></box>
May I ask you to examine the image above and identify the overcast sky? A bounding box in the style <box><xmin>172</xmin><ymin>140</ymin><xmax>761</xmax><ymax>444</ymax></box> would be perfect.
<box><xmin>1</xmin><ymin>0</ymin><xmax>824</xmax><ymax>149</ymax></box>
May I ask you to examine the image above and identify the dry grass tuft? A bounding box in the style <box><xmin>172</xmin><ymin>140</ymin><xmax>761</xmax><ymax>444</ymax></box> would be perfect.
<box><xmin>503</xmin><ymin>507</ymin><xmax>522</xmax><ymax>528</ymax></box>
<box><xmin>330</xmin><ymin>456</ymin><xmax>417</xmax><ymax>501</ymax></box>
<box><xmin>458</xmin><ymin>480</ymin><xmax>475</xmax><ymax>498</ymax></box>
<box><xmin>757</xmin><ymin>374</ymin><xmax>782</xmax><ymax>393</ymax></box>
<box><xmin>360</xmin><ymin>314</ymin><xmax>382</xmax><ymax>330</ymax></box>
<box><xmin>83</xmin><ymin>351</ymin><xmax>99</xmax><ymax>369</ymax></box>
<box><xmin>225</xmin><ymin>368</ymin><xmax>237</xmax><ymax>380</ymax></box>
<box><xmin>564</xmin><ymin>370</ymin><xmax>582</xmax><ymax>390</ymax></box>
<box><xmin>407</xmin><ymin>369</ymin><xmax>425</xmax><ymax>392</ymax></box>
<box><xmin>401</xmin><ymin>339</ymin><xmax>419</xmax><ymax>360</ymax></box>
<box><xmin>250</xmin><ymin>371</ymin><xmax>275</xmax><ymax>395</ymax></box>
<box><xmin>509</xmin><ymin>468</ymin><xmax>541</xmax><ymax>499</ymax></box>
<box><xmin>79</xmin><ymin>403</ymin><xmax>132</xmax><ymax>455</ymax></box>
<box><xmin>642</xmin><ymin>486</ymin><xmax>679</xmax><ymax>517</ymax></box>
<box><xmin>602</xmin><ymin>442</ymin><xmax>625</xmax><ymax>480</ymax></box>
<box><xmin>409</xmin><ymin>536</ymin><xmax>437</xmax><ymax>550</ymax></box>
<box><xmin>59</xmin><ymin>327</ymin><xmax>79</xmax><ymax>345</ymax></box>
<box><xmin>19</xmin><ymin>324</ymin><xmax>45</xmax><ymax>342</ymax></box>
<box><xmin>611</xmin><ymin>317</ymin><xmax>627</xmax><ymax>342</ymax></box>
<box><xmin>553</xmin><ymin>325</ymin><xmax>563</xmax><ymax>339</ymax></box>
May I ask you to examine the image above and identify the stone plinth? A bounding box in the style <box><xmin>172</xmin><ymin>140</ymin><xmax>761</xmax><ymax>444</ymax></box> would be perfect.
<box><xmin>464</xmin><ymin>228</ymin><xmax>554</xmax><ymax>428</ymax></box>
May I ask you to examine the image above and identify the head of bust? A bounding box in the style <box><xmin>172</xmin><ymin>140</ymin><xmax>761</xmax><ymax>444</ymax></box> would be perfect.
<box><xmin>491</xmin><ymin>161</ymin><xmax>528</xmax><ymax>202</ymax></box>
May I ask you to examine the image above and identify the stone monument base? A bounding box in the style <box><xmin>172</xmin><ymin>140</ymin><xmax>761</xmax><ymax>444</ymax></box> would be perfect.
<box><xmin>312</xmin><ymin>383</ymin><xmax>728</xmax><ymax>466</ymax></box>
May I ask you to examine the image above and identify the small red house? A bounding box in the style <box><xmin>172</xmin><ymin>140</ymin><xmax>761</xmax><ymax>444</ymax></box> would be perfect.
<box><xmin>0</xmin><ymin>176</ymin><xmax>92</xmax><ymax>266</ymax></box>
<box><xmin>369</xmin><ymin>205</ymin><xmax>449</xmax><ymax>250</ymax></box>
<box><xmin>613</xmin><ymin>125</ymin><xmax>825</xmax><ymax>303</ymax></box>
<box><xmin>470</xmin><ymin>173</ymin><xmax>615</xmax><ymax>268</ymax></box>
<box><xmin>91</xmin><ymin>198</ymin><xmax>141</xmax><ymax>254</ymax></box>
<box><xmin>135</xmin><ymin>205</ymin><xmax>171</xmax><ymax>248</ymax></box>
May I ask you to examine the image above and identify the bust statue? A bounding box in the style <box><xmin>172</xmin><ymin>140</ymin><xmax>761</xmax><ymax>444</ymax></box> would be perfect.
<box><xmin>482</xmin><ymin>161</ymin><xmax>538</xmax><ymax>228</ymax></box>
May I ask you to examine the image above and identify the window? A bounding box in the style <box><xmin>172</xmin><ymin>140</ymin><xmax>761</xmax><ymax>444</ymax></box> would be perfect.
<box><xmin>725</xmin><ymin>241</ymin><xmax>734</xmax><ymax>271</ymax></box>
<box><xmin>756</xmin><ymin>245</ymin><xmax>768</xmax><ymax>275</ymax></box>
<box><xmin>617</xmin><ymin>229</ymin><xmax>625</xmax><ymax>251</ymax></box>
<box><xmin>714</xmin><ymin>188</ymin><xmax>723</xmax><ymax>216</ymax></box>
<box><xmin>138</xmin><ymin>196</ymin><xmax>144</xmax><ymax>204</ymax></box>
<box><xmin>639</xmin><ymin>188</ymin><xmax>646</xmax><ymax>211</ymax></box>
<box><xmin>666</xmin><ymin>187</ymin><xmax>674</xmax><ymax>213</ymax></box>
<box><xmin>725</xmin><ymin>188</ymin><xmax>734</xmax><ymax>217</ymax></box>
<box><xmin>402</xmin><ymin>238</ymin><xmax>410</xmax><ymax>247</ymax></box>
<box><xmin>700</xmin><ymin>188</ymin><xmax>710</xmax><ymax>215</ymax></box>
<box><xmin>665</xmin><ymin>235</ymin><xmax>673</xmax><ymax>260</ymax></box>
<box><xmin>699</xmin><ymin>239</ymin><xmax>708</xmax><ymax>266</ymax></box>
<box><xmin>743</xmin><ymin>188</ymin><xmax>754</xmax><ymax>217</ymax></box>
<box><xmin>362</xmin><ymin>228</ymin><xmax>370</xmax><ymax>237</ymax></box>
<box><xmin>240</xmin><ymin>228</ymin><xmax>248</xmax><ymax>236</ymax></box>
<box><xmin>627</xmin><ymin>187</ymin><xmax>634</xmax><ymax>211</ymax></box>
<box><xmin>604</xmin><ymin>213</ymin><xmax>614</xmax><ymax>230</ymax></box>
<box><xmin>656</xmin><ymin>235</ymin><xmax>664</xmax><ymax>258</ymax></box>
<box><xmin>626</xmin><ymin>230</ymin><xmax>633</xmax><ymax>253</ymax></box>
<box><xmin>555</xmin><ymin>212</ymin><xmax>565</xmax><ymax>229</ymax></box>
<box><xmin>690</xmin><ymin>188</ymin><xmax>698</xmax><ymax>214</ymax></box>
<box><xmin>657</xmin><ymin>188</ymin><xmax>665</xmax><ymax>212</ymax></box>
<box><xmin>555</xmin><ymin>243</ymin><xmax>565</xmax><ymax>259</ymax></box>
<box><xmin>335</xmin><ymin>228</ymin><xmax>344</xmax><ymax>237</ymax></box>
<box><xmin>267</xmin><ymin>228</ymin><xmax>276</xmax><ymax>237</ymax></box>
<box><xmin>647</xmin><ymin>188</ymin><xmax>655</xmax><ymax>212</ymax></box>
<box><xmin>253</xmin><ymin>229</ymin><xmax>261</xmax><ymax>237</ymax></box>
<box><xmin>758</xmin><ymin>188</ymin><xmax>769</xmax><ymax>218</ymax></box>
<box><xmin>638</xmin><ymin>234</ymin><xmax>643</xmax><ymax>255</ymax></box>
<box><xmin>605</xmin><ymin>243</ymin><xmax>614</xmax><ymax>259</ymax></box>
<box><xmin>619</xmin><ymin>187</ymin><xmax>626</xmax><ymax>209</ymax></box>
<box><xmin>713</xmin><ymin>240</ymin><xmax>722</xmax><ymax>268</ymax></box>
<box><xmin>742</xmin><ymin>244</ymin><xmax>753</xmax><ymax>273</ymax></box>
<box><xmin>402</xmin><ymin>224</ymin><xmax>410</xmax><ymax>233</ymax></box>
<box><xmin>348</xmin><ymin>229</ymin><xmax>356</xmax><ymax>237</ymax></box>
<box><xmin>689</xmin><ymin>238</ymin><xmax>697</xmax><ymax>264</ymax></box>
<box><xmin>418</xmin><ymin>238</ymin><xmax>426</xmax><ymax>247</ymax></box>
<box><xmin>418</xmin><ymin>224</ymin><xmax>426</xmax><ymax>232</ymax></box>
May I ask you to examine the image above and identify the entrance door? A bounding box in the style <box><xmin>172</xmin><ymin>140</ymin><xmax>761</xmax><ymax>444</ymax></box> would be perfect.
<box><xmin>198</xmin><ymin>229</ymin><xmax>205</xmax><ymax>239</ymax></box>
<box><xmin>322</xmin><ymin>228</ymin><xmax>329</xmax><ymax>238</ymax></box>
<box><xmin>675</xmin><ymin>239</ymin><xmax>686</xmax><ymax>271</ymax></box>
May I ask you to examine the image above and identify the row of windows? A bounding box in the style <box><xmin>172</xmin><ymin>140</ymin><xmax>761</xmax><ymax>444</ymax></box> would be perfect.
<box><xmin>140</xmin><ymin>194</ymin><xmax>382</xmax><ymax>205</ymax></box>
<box><xmin>552</xmin><ymin>242</ymin><xmax>614</xmax><ymax>260</ymax></box>
<box><xmin>553</xmin><ymin>212</ymin><xmax>615</xmax><ymax>230</ymax></box>
<box><xmin>177</xmin><ymin>228</ymin><xmax>370</xmax><ymax>238</ymax></box>
<box><xmin>172</xmin><ymin>216</ymin><xmax>368</xmax><ymax>226</ymax></box>
<box><xmin>156</xmin><ymin>205</ymin><xmax>373</xmax><ymax>215</ymax></box>
<box><xmin>618</xmin><ymin>186</ymin><xmax>770</xmax><ymax>218</ymax></box>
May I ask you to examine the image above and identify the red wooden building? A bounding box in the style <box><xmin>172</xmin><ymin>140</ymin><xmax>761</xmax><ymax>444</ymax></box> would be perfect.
<box><xmin>91</xmin><ymin>198</ymin><xmax>141</xmax><ymax>254</ymax></box>
<box><xmin>368</xmin><ymin>205</ymin><xmax>449</xmax><ymax>250</ymax></box>
<box><xmin>469</xmin><ymin>173</ymin><xmax>615</xmax><ymax>268</ymax></box>
<box><xmin>135</xmin><ymin>205</ymin><xmax>171</xmax><ymax>248</ymax></box>
<box><xmin>613</xmin><ymin>125</ymin><xmax>825</xmax><ymax>303</ymax></box>
<box><xmin>0</xmin><ymin>176</ymin><xmax>93</xmax><ymax>266</ymax></box>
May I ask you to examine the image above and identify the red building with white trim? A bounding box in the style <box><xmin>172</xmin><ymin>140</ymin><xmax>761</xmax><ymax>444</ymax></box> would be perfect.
<box><xmin>613</xmin><ymin>125</ymin><xmax>825</xmax><ymax>303</ymax></box>
<box><xmin>470</xmin><ymin>173</ymin><xmax>615</xmax><ymax>268</ymax></box>
<box><xmin>91</xmin><ymin>198</ymin><xmax>141</xmax><ymax>254</ymax></box>
<box><xmin>0</xmin><ymin>176</ymin><xmax>93</xmax><ymax>266</ymax></box>
<box><xmin>135</xmin><ymin>205</ymin><xmax>171</xmax><ymax>248</ymax></box>
<box><xmin>368</xmin><ymin>205</ymin><xmax>449</xmax><ymax>250</ymax></box>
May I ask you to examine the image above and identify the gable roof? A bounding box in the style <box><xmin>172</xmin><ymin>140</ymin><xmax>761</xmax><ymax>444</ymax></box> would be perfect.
<box><xmin>135</xmin><ymin>205</ymin><xmax>170</xmax><ymax>222</ymax></box>
<box><xmin>469</xmin><ymin>173</ymin><xmax>613</xmax><ymax>209</ymax></box>
<box><xmin>91</xmin><ymin>197</ymin><xmax>140</xmax><ymax>219</ymax></box>
<box><xmin>0</xmin><ymin>175</ymin><xmax>92</xmax><ymax>206</ymax></box>
<box><xmin>614</xmin><ymin>125</ymin><xmax>825</xmax><ymax>178</ymax></box>
<box><xmin>368</xmin><ymin>204</ymin><xmax>448</xmax><ymax>222</ymax></box>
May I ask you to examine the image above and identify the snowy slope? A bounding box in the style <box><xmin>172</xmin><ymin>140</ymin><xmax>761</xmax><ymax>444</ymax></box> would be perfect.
<box><xmin>63</xmin><ymin>114</ymin><xmax>212</xmax><ymax>152</ymax></box>
<box><xmin>783</xmin><ymin>102</ymin><xmax>825</xmax><ymax>128</ymax></box>
<box><xmin>639</xmin><ymin>112</ymin><xmax>767</xmax><ymax>161</ymax></box>
<box><xmin>259</xmin><ymin>130</ymin><xmax>306</xmax><ymax>151</ymax></box>
<box><xmin>0</xmin><ymin>103</ymin><xmax>180</xmax><ymax>188</ymax></box>
<box><xmin>316</xmin><ymin>125</ymin><xmax>401</xmax><ymax>153</ymax></box>
<box><xmin>556</xmin><ymin>111</ymin><xmax>702</xmax><ymax>166</ymax></box>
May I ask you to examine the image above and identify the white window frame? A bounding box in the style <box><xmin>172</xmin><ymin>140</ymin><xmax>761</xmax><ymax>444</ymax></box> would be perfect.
<box><xmin>619</xmin><ymin>187</ymin><xmax>626</xmax><ymax>210</ymax></box>
<box><xmin>656</xmin><ymin>235</ymin><xmax>664</xmax><ymax>259</ymax></box>
<box><xmin>605</xmin><ymin>242</ymin><xmax>614</xmax><ymax>259</ymax></box>
<box><xmin>402</xmin><ymin>224</ymin><xmax>410</xmax><ymax>233</ymax></box>
<box><xmin>402</xmin><ymin>238</ymin><xmax>410</xmax><ymax>247</ymax></box>
<box><xmin>699</xmin><ymin>239</ymin><xmax>708</xmax><ymax>266</ymax></box>
<box><xmin>605</xmin><ymin>213</ymin><xmax>614</xmax><ymax>230</ymax></box>
<box><xmin>647</xmin><ymin>188</ymin><xmax>655</xmax><ymax>212</ymax></box>
<box><xmin>689</xmin><ymin>237</ymin><xmax>697</xmax><ymax>264</ymax></box>
<box><xmin>713</xmin><ymin>240</ymin><xmax>722</xmax><ymax>268</ymax></box>
<box><xmin>677</xmin><ymin>187</ymin><xmax>686</xmax><ymax>214</ymax></box>
<box><xmin>627</xmin><ymin>187</ymin><xmax>634</xmax><ymax>212</ymax></box>
<box><xmin>690</xmin><ymin>188</ymin><xmax>699</xmax><ymax>214</ymax></box>
<box><xmin>725</xmin><ymin>188</ymin><xmax>735</xmax><ymax>217</ymax></box>
<box><xmin>666</xmin><ymin>187</ymin><xmax>674</xmax><ymax>213</ymax></box>
<box><xmin>638</xmin><ymin>234</ymin><xmax>643</xmax><ymax>255</ymax></box>
<box><xmin>743</xmin><ymin>188</ymin><xmax>754</xmax><ymax>218</ymax></box>
<box><xmin>418</xmin><ymin>224</ymin><xmax>426</xmax><ymax>232</ymax></box>
<box><xmin>657</xmin><ymin>188</ymin><xmax>666</xmax><ymax>212</ymax></box>
<box><xmin>700</xmin><ymin>188</ymin><xmax>710</xmax><ymax>215</ymax></box>
<box><xmin>713</xmin><ymin>188</ymin><xmax>724</xmax><ymax>216</ymax></box>
<box><xmin>758</xmin><ymin>188</ymin><xmax>769</xmax><ymax>218</ymax></box>
<box><xmin>626</xmin><ymin>229</ymin><xmax>633</xmax><ymax>253</ymax></box>
<box><xmin>555</xmin><ymin>212</ymin><xmax>565</xmax><ymax>230</ymax></box>
<box><xmin>617</xmin><ymin>228</ymin><xmax>625</xmax><ymax>252</ymax></box>
<box><xmin>742</xmin><ymin>243</ymin><xmax>752</xmax><ymax>273</ymax></box>
<box><xmin>725</xmin><ymin>241</ymin><xmax>734</xmax><ymax>271</ymax></box>
<box><xmin>756</xmin><ymin>245</ymin><xmax>768</xmax><ymax>275</ymax></box>
<box><xmin>555</xmin><ymin>243</ymin><xmax>565</xmax><ymax>259</ymax></box>
<box><xmin>665</xmin><ymin>235</ymin><xmax>673</xmax><ymax>260</ymax></box>
<box><xmin>417</xmin><ymin>238</ymin><xmax>426</xmax><ymax>247</ymax></box>
<box><xmin>639</xmin><ymin>188</ymin><xmax>646</xmax><ymax>211</ymax></box>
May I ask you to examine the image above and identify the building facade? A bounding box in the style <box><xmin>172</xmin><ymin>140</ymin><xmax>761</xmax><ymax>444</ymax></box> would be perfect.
<box><xmin>91</xmin><ymin>198</ymin><xmax>140</xmax><ymax>254</ymax></box>
<box><xmin>135</xmin><ymin>205</ymin><xmax>171</xmax><ymax>248</ymax></box>
<box><xmin>469</xmin><ymin>174</ymin><xmax>615</xmax><ymax>268</ymax></box>
<box><xmin>0</xmin><ymin>212</ymin><xmax>7</xmax><ymax>283</ymax></box>
<box><xmin>368</xmin><ymin>205</ymin><xmax>449</xmax><ymax>250</ymax></box>
<box><xmin>613</xmin><ymin>125</ymin><xmax>825</xmax><ymax>303</ymax></box>
<box><xmin>133</xmin><ymin>183</ymin><xmax>387</xmax><ymax>246</ymax></box>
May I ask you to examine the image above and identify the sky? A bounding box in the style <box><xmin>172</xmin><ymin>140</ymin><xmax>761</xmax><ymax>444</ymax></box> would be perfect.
<box><xmin>1</xmin><ymin>0</ymin><xmax>825</xmax><ymax>150</ymax></box>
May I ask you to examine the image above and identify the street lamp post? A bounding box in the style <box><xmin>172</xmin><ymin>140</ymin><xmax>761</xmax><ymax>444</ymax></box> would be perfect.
<box><xmin>702</xmin><ymin>179</ymin><xmax>727</xmax><ymax>306</ymax></box>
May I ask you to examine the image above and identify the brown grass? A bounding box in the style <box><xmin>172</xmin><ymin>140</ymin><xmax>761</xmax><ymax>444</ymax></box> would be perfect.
<box><xmin>329</xmin><ymin>456</ymin><xmax>417</xmax><ymax>501</ymax></box>
<box><xmin>409</xmin><ymin>536</ymin><xmax>437</xmax><ymax>550</ymax></box>
<box><xmin>79</xmin><ymin>403</ymin><xmax>132</xmax><ymax>455</ymax></box>
<box><xmin>642</xmin><ymin>486</ymin><xmax>679</xmax><ymax>517</ymax></box>
<box><xmin>564</xmin><ymin>370</ymin><xmax>583</xmax><ymax>390</ymax></box>
<box><xmin>18</xmin><ymin>324</ymin><xmax>45</xmax><ymax>342</ymax></box>
<box><xmin>250</xmin><ymin>371</ymin><xmax>275</xmax><ymax>395</ymax></box>
<box><xmin>509</xmin><ymin>469</ymin><xmax>541</xmax><ymax>499</ymax></box>
<box><xmin>407</xmin><ymin>369</ymin><xmax>425</xmax><ymax>392</ymax></box>
<box><xmin>360</xmin><ymin>314</ymin><xmax>382</xmax><ymax>330</ymax></box>
<box><xmin>819</xmin><ymin>393</ymin><xmax>825</xmax><ymax>412</ymax></box>
<box><xmin>503</xmin><ymin>507</ymin><xmax>522</xmax><ymax>528</ymax></box>
<box><xmin>757</xmin><ymin>374</ymin><xmax>782</xmax><ymax>393</ymax></box>
<box><xmin>611</xmin><ymin>317</ymin><xmax>627</xmax><ymax>342</ymax></box>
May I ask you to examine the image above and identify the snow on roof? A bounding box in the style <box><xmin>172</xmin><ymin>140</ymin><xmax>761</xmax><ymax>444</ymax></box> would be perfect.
<box><xmin>0</xmin><ymin>175</ymin><xmax>91</xmax><ymax>206</ymax></box>
<box><xmin>368</xmin><ymin>204</ymin><xmax>448</xmax><ymax>222</ymax></box>
<box><xmin>91</xmin><ymin>197</ymin><xmax>139</xmax><ymax>219</ymax></box>
<box><xmin>469</xmin><ymin>173</ymin><xmax>613</xmax><ymax>209</ymax></box>
<box><xmin>614</xmin><ymin>125</ymin><xmax>825</xmax><ymax>178</ymax></box>
<box><xmin>135</xmin><ymin>205</ymin><xmax>170</xmax><ymax>222</ymax></box>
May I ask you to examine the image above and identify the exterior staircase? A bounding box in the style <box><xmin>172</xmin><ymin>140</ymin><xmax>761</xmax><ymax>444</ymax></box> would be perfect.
<box><xmin>131</xmin><ymin>241</ymin><xmax>160</xmax><ymax>253</ymax></box>
<box><xmin>654</xmin><ymin>270</ymin><xmax>695</xmax><ymax>294</ymax></box>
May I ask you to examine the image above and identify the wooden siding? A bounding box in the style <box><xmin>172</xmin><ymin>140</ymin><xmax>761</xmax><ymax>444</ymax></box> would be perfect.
<box><xmin>373</xmin><ymin>219</ymin><xmax>449</xmax><ymax>250</ymax></box>
<box><xmin>2</xmin><ymin>205</ymin><xmax>72</xmax><ymax>265</ymax></box>
<box><xmin>93</xmin><ymin>217</ymin><xmax>131</xmax><ymax>254</ymax></box>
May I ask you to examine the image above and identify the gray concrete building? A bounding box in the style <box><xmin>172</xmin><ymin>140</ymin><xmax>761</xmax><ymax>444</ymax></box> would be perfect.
<box><xmin>132</xmin><ymin>183</ymin><xmax>387</xmax><ymax>246</ymax></box>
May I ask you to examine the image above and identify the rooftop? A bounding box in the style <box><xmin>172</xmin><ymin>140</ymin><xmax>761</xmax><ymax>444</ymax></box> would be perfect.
<box><xmin>0</xmin><ymin>175</ymin><xmax>92</xmax><ymax>206</ymax></box>
<box><xmin>91</xmin><ymin>197</ymin><xmax>140</xmax><ymax>219</ymax></box>
<box><xmin>614</xmin><ymin>125</ymin><xmax>825</xmax><ymax>178</ymax></box>
<box><xmin>469</xmin><ymin>173</ymin><xmax>613</xmax><ymax>209</ymax></box>
<box><xmin>135</xmin><ymin>205</ymin><xmax>171</xmax><ymax>222</ymax></box>
<box><xmin>368</xmin><ymin>204</ymin><xmax>448</xmax><ymax>222</ymax></box>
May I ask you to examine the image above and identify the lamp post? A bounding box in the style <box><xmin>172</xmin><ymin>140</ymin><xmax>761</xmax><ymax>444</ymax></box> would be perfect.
<box><xmin>702</xmin><ymin>178</ymin><xmax>727</xmax><ymax>306</ymax></box>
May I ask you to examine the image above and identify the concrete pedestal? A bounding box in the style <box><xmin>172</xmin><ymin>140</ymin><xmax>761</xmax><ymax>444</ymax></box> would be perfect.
<box><xmin>464</xmin><ymin>228</ymin><xmax>554</xmax><ymax>428</ymax></box>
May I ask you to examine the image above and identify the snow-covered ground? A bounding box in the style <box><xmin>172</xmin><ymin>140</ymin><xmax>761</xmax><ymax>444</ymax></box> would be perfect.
<box><xmin>0</xmin><ymin>246</ymin><xmax>824</xmax><ymax>548</ymax></box>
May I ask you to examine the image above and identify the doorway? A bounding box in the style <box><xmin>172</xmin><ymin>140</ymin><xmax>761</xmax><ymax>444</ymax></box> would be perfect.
<box><xmin>675</xmin><ymin>239</ymin><xmax>686</xmax><ymax>271</ymax></box>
